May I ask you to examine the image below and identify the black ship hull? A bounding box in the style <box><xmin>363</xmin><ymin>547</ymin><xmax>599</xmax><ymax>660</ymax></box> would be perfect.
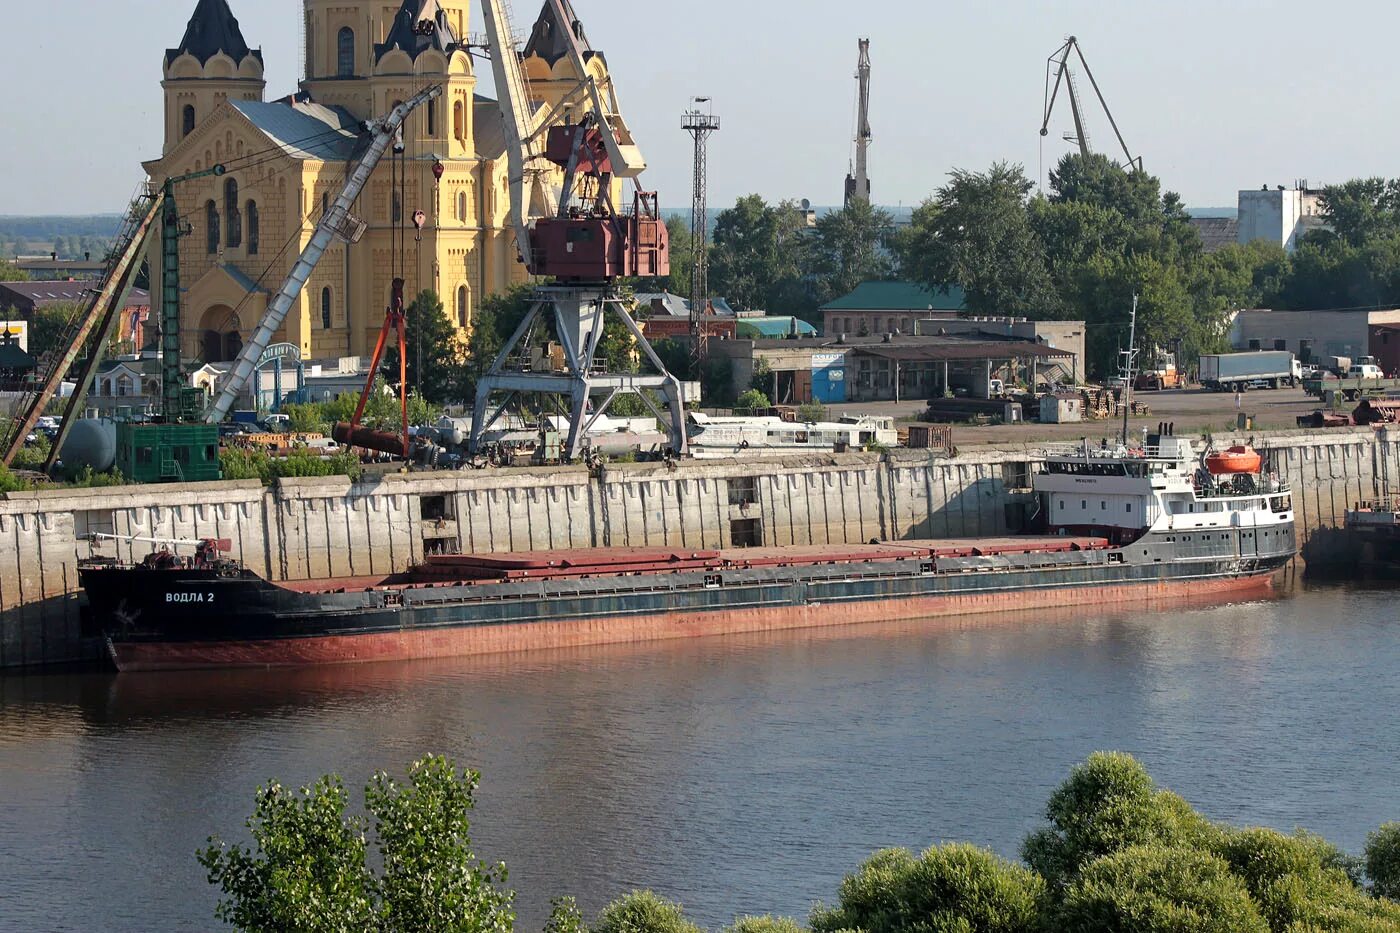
<box><xmin>80</xmin><ymin>527</ymin><xmax>1296</xmax><ymax>672</ymax></box>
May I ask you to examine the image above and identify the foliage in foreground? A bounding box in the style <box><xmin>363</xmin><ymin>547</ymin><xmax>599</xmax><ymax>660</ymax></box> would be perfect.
<box><xmin>199</xmin><ymin>755</ymin><xmax>513</xmax><ymax>933</ymax></box>
<box><xmin>204</xmin><ymin>753</ymin><xmax>1400</xmax><ymax>933</ymax></box>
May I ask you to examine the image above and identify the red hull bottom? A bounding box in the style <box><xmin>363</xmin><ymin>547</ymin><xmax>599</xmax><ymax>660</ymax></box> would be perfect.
<box><xmin>111</xmin><ymin>573</ymin><xmax>1277</xmax><ymax>673</ymax></box>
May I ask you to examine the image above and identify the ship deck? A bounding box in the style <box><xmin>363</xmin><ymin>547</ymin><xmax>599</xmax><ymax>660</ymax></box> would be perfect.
<box><xmin>280</xmin><ymin>537</ymin><xmax>1111</xmax><ymax>595</ymax></box>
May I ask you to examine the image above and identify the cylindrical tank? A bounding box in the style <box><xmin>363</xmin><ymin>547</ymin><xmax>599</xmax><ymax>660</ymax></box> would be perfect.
<box><xmin>60</xmin><ymin>419</ymin><xmax>118</xmax><ymax>473</ymax></box>
<box><xmin>332</xmin><ymin>423</ymin><xmax>407</xmax><ymax>458</ymax></box>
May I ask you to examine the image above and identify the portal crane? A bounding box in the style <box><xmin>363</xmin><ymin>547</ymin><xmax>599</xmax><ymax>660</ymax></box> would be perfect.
<box><xmin>1040</xmin><ymin>36</ymin><xmax>1142</xmax><ymax>172</ymax></box>
<box><xmin>469</xmin><ymin>0</ymin><xmax>686</xmax><ymax>460</ymax></box>
<box><xmin>844</xmin><ymin>38</ymin><xmax>872</xmax><ymax>205</ymax></box>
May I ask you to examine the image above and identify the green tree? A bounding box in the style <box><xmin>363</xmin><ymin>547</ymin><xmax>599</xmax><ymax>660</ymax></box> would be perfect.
<box><xmin>385</xmin><ymin>290</ymin><xmax>466</xmax><ymax>405</ymax></box>
<box><xmin>808</xmin><ymin>199</ymin><xmax>895</xmax><ymax>309</ymax></box>
<box><xmin>28</xmin><ymin>304</ymin><xmax>83</xmax><ymax>361</ymax></box>
<box><xmin>1057</xmin><ymin>845</ymin><xmax>1267</xmax><ymax>932</ymax></box>
<box><xmin>1318</xmin><ymin>178</ymin><xmax>1400</xmax><ymax>247</ymax></box>
<box><xmin>724</xmin><ymin>916</ymin><xmax>806</xmax><ymax>933</ymax></box>
<box><xmin>1021</xmin><ymin>751</ymin><xmax>1220</xmax><ymax>891</ymax></box>
<box><xmin>898</xmin><ymin>163</ymin><xmax>1056</xmax><ymax>316</ymax></box>
<box><xmin>593</xmin><ymin>891</ymin><xmax>704</xmax><ymax>933</ymax></box>
<box><xmin>200</xmin><ymin>756</ymin><xmax>513</xmax><ymax>933</ymax></box>
<box><xmin>709</xmin><ymin>196</ymin><xmax>808</xmax><ymax>312</ymax></box>
<box><xmin>0</xmin><ymin>260</ymin><xmax>28</xmax><ymax>281</ymax></box>
<box><xmin>1367</xmin><ymin>823</ymin><xmax>1400</xmax><ymax>900</ymax></box>
<box><xmin>810</xmin><ymin>844</ymin><xmax>1044</xmax><ymax>933</ymax></box>
<box><xmin>736</xmin><ymin>388</ymin><xmax>770</xmax><ymax>411</ymax></box>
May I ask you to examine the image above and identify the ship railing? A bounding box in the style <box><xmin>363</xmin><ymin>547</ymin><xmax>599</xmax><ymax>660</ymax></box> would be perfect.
<box><xmin>1351</xmin><ymin>496</ymin><xmax>1400</xmax><ymax>514</ymax></box>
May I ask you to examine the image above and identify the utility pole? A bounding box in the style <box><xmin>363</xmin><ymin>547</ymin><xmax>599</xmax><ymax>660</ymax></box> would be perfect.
<box><xmin>1120</xmin><ymin>294</ymin><xmax>1139</xmax><ymax>446</ymax></box>
<box><xmin>845</xmin><ymin>39</ymin><xmax>872</xmax><ymax>205</ymax></box>
<box><xmin>683</xmin><ymin>98</ymin><xmax>720</xmax><ymax>377</ymax></box>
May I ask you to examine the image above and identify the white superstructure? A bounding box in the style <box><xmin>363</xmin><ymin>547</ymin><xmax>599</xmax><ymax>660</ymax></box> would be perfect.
<box><xmin>1035</xmin><ymin>435</ymin><xmax>1294</xmax><ymax>541</ymax></box>
<box><xmin>687</xmin><ymin>413</ymin><xmax>898</xmax><ymax>458</ymax></box>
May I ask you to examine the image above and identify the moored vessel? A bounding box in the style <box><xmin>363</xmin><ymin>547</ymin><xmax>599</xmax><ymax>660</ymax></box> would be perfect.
<box><xmin>80</xmin><ymin>432</ymin><xmax>1296</xmax><ymax>672</ymax></box>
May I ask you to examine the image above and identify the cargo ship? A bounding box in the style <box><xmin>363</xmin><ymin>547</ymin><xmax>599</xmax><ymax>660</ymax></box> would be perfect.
<box><xmin>79</xmin><ymin>433</ymin><xmax>1297</xmax><ymax>672</ymax></box>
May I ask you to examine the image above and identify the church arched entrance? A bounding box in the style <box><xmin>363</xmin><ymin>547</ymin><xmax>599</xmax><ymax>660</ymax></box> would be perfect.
<box><xmin>198</xmin><ymin>306</ymin><xmax>243</xmax><ymax>363</ymax></box>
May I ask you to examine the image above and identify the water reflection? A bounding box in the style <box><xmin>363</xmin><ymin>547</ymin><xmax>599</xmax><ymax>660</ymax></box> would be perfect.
<box><xmin>1</xmin><ymin>582</ymin><xmax>1398</xmax><ymax>932</ymax></box>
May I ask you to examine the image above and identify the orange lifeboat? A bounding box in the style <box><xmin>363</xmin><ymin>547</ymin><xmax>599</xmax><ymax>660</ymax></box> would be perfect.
<box><xmin>1205</xmin><ymin>445</ymin><xmax>1262</xmax><ymax>475</ymax></box>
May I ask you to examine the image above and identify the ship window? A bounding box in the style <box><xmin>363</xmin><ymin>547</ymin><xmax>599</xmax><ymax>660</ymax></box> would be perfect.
<box><xmin>1059</xmin><ymin>500</ymin><xmax>1065</xmax><ymax>510</ymax></box>
<box><xmin>1101</xmin><ymin>501</ymin><xmax>1106</xmax><ymax>510</ymax></box>
<box><xmin>1081</xmin><ymin>500</ymin><xmax>1086</xmax><ymax>509</ymax></box>
<box><xmin>1126</xmin><ymin>504</ymin><xmax>1132</xmax><ymax>513</ymax></box>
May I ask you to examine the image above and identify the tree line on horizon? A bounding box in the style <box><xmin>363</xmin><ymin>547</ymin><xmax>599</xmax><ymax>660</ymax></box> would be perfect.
<box><xmin>664</xmin><ymin>153</ymin><xmax>1400</xmax><ymax>378</ymax></box>
<box><xmin>199</xmin><ymin>751</ymin><xmax>1400</xmax><ymax>932</ymax></box>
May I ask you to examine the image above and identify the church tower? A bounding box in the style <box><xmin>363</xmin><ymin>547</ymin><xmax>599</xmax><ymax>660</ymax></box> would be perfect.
<box><xmin>161</xmin><ymin>0</ymin><xmax>265</xmax><ymax>157</ymax></box>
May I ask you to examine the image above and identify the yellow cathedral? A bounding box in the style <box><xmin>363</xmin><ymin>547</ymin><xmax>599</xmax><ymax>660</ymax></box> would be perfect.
<box><xmin>144</xmin><ymin>0</ymin><xmax>615</xmax><ymax>366</ymax></box>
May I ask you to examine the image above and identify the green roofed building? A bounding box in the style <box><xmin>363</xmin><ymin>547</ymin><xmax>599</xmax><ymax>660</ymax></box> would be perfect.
<box><xmin>821</xmin><ymin>281</ymin><xmax>966</xmax><ymax>337</ymax></box>
<box><xmin>736</xmin><ymin>317</ymin><xmax>819</xmax><ymax>339</ymax></box>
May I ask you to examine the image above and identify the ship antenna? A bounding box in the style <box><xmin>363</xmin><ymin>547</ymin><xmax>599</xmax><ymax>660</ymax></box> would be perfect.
<box><xmin>1120</xmin><ymin>294</ymin><xmax>1139</xmax><ymax>447</ymax></box>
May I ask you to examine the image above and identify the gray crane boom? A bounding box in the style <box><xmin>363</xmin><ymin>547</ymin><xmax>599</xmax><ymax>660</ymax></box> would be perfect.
<box><xmin>205</xmin><ymin>86</ymin><xmax>442</xmax><ymax>424</ymax></box>
<box><xmin>847</xmin><ymin>38</ymin><xmax>872</xmax><ymax>205</ymax></box>
<box><xmin>1040</xmin><ymin>36</ymin><xmax>1141</xmax><ymax>172</ymax></box>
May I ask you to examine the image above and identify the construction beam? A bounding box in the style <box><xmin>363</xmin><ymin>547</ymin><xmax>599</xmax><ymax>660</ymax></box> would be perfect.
<box><xmin>2</xmin><ymin>194</ymin><xmax>163</xmax><ymax>468</ymax></box>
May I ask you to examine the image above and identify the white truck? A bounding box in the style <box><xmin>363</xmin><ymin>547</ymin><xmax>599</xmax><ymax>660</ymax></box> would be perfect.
<box><xmin>1199</xmin><ymin>351</ymin><xmax>1301</xmax><ymax>391</ymax></box>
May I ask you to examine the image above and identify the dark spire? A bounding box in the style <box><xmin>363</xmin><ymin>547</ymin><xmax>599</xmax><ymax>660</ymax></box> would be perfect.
<box><xmin>522</xmin><ymin>0</ymin><xmax>595</xmax><ymax>68</ymax></box>
<box><xmin>375</xmin><ymin>0</ymin><xmax>460</xmax><ymax>62</ymax></box>
<box><xmin>166</xmin><ymin>0</ymin><xmax>262</xmax><ymax>68</ymax></box>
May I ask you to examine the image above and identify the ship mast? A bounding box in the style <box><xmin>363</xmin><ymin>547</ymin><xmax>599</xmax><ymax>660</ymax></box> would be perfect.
<box><xmin>1120</xmin><ymin>294</ymin><xmax>1139</xmax><ymax>446</ymax></box>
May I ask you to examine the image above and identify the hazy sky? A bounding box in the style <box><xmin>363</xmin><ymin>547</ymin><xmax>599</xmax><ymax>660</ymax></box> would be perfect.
<box><xmin>4</xmin><ymin>0</ymin><xmax>1398</xmax><ymax>216</ymax></box>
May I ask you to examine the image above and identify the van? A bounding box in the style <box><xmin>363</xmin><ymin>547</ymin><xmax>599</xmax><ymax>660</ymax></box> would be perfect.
<box><xmin>1349</xmin><ymin>363</ymin><xmax>1385</xmax><ymax>379</ymax></box>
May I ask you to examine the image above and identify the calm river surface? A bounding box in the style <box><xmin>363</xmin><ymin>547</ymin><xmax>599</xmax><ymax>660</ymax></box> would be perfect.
<box><xmin>2</xmin><ymin>581</ymin><xmax>1398</xmax><ymax>932</ymax></box>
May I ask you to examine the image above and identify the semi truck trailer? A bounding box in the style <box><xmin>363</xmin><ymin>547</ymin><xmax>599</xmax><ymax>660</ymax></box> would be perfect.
<box><xmin>1199</xmin><ymin>351</ymin><xmax>1300</xmax><ymax>391</ymax></box>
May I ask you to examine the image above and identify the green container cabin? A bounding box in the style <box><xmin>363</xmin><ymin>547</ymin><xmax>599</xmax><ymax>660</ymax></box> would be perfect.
<box><xmin>115</xmin><ymin>423</ymin><xmax>221</xmax><ymax>484</ymax></box>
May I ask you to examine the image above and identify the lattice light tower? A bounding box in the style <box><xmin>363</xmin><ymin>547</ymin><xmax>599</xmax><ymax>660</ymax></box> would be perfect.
<box><xmin>683</xmin><ymin>99</ymin><xmax>720</xmax><ymax>375</ymax></box>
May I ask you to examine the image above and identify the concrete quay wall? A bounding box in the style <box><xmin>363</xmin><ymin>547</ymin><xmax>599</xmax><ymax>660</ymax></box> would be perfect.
<box><xmin>0</xmin><ymin>430</ymin><xmax>1389</xmax><ymax>668</ymax></box>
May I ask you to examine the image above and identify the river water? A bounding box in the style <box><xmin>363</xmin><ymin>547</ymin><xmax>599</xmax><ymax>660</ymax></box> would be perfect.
<box><xmin>2</xmin><ymin>580</ymin><xmax>1398</xmax><ymax>932</ymax></box>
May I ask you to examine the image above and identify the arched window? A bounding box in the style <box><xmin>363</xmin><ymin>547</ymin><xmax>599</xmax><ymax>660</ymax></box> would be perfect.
<box><xmin>321</xmin><ymin>287</ymin><xmax>332</xmax><ymax>330</ymax></box>
<box><xmin>205</xmin><ymin>200</ymin><xmax>220</xmax><ymax>254</ymax></box>
<box><xmin>426</xmin><ymin>98</ymin><xmax>437</xmax><ymax>136</ymax></box>
<box><xmin>457</xmin><ymin>191</ymin><xmax>467</xmax><ymax>222</ymax></box>
<box><xmin>453</xmin><ymin>101</ymin><xmax>464</xmax><ymax>142</ymax></box>
<box><xmin>224</xmin><ymin>177</ymin><xmax>242</xmax><ymax>248</ymax></box>
<box><xmin>321</xmin><ymin>191</ymin><xmax>329</xmax><ymax>217</ymax></box>
<box><xmin>245</xmin><ymin>200</ymin><xmax>259</xmax><ymax>255</ymax></box>
<box><xmin>457</xmin><ymin>286</ymin><xmax>468</xmax><ymax>328</ymax></box>
<box><xmin>337</xmin><ymin>27</ymin><xmax>355</xmax><ymax>77</ymax></box>
<box><xmin>392</xmin><ymin>192</ymin><xmax>402</xmax><ymax>224</ymax></box>
<box><xmin>182</xmin><ymin>105</ymin><xmax>196</xmax><ymax>137</ymax></box>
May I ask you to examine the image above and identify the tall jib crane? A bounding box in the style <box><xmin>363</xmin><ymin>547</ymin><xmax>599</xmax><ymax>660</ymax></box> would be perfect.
<box><xmin>469</xmin><ymin>0</ymin><xmax>685</xmax><ymax>461</ymax></box>
<box><xmin>0</xmin><ymin>166</ymin><xmax>225</xmax><ymax>473</ymax></box>
<box><xmin>844</xmin><ymin>38</ymin><xmax>872</xmax><ymax>205</ymax></box>
<box><xmin>205</xmin><ymin>86</ymin><xmax>443</xmax><ymax>445</ymax></box>
<box><xmin>1040</xmin><ymin>36</ymin><xmax>1142</xmax><ymax>172</ymax></box>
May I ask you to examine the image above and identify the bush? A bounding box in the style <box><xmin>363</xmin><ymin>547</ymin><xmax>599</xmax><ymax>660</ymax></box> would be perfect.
<box><xmin>594</xmin><ymin>891</ymin><xmax>704</xmax><ymax>933</ymax></box>
<box><xmin>810</xmin><ymin>844</ymin><xmax>1043</xmax><ymax>933</ymax></box>
<box><xmin>724</xmin><ymin>916</ymin><xmax>807</xmax><ymax>933</ymax></box>
<box><xmin>736</xmin><ymin>389</ymin><xmax>770</xmax><ymax>411</ymax></box>
<box><xmin>1058</xmin><ymin>845</ymin><xmax>1267</xmax><ymax>932</ymax></box>
<box><xmin>1367</xmin><ymin>823</ymin><xmax>1400</xmax><ymax>900</ymax></box>
<box><xmin>200</xmin><ymin>756</ymin><xmax>512</xmax><ymax>933</ymax></box>
<box><xmin>796</xmin><ymin>402</ymin><xmax>828</xmax><ymax>424</ymax></box>
<box><xmin>0</xmin><ymin>463</ymin><xmax>33</xmax><ymax>493</ymax></box>
<box><xmin>1022</xmin><ymin>752</ymin><xmax>1219</xmax><ymax>890</ymax></box>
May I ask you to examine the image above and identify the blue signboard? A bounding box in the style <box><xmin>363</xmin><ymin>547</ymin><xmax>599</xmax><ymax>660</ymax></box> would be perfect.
<box><xmin>812</xmin><ymin>352</ymin><xmax>847</xmax><ymax>404</ymax></box>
